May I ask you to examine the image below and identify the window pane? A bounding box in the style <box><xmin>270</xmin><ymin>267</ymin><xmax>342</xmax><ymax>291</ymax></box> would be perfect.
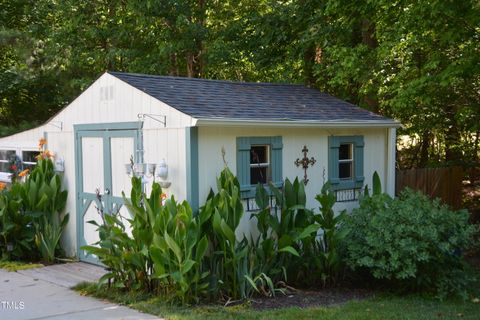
<box><xmin>339</xmin><ymin>144</ymin><xmax>353</xmax><ymax>160</ymax></box>
<box><xmin>250</xmin><ymin>145</ymin><xmax>268</xmax><ymax>164</ymax></box>
<box><xmin>339</xmin><ymin>162</ymin><xmax>353</xmax><ymax>179</ymax></box>
<box><xmin>22</xmin><ymin>151</ymin><xmax>40</xmax><ymax>163</ymax></box>
<box><xmin>0</xmin><ymin>162</ymin><xmax>11</xmax><ymax>172</ymax></box>
<box><xmin>0</xmin><ymin>150</ymin><xmax>16</xmax><ymax>161</ymax></box>
<box><xmin>251</xmin><ymin>167</ymin><xmax>269</xmax><ymax>185</ymax></box>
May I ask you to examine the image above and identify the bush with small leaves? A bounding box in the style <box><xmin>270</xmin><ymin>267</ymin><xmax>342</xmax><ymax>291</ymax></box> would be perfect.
<box><xmin>344</xmin><ymin>187</ymin><xmax>478</xmax><ymax>299</ymax></box>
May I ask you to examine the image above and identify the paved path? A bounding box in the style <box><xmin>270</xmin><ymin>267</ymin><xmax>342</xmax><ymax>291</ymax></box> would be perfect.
<box><xmin>0</xmin><ymin>263</ymin><xmax>160</xmax><ymax>320</ymax></box>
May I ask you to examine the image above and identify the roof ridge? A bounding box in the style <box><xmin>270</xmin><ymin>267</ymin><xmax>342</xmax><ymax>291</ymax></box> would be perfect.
<box><xmin>107</xmin><ymin>71</ymin><xmax>306</xmax><ymax>87</ymax></box>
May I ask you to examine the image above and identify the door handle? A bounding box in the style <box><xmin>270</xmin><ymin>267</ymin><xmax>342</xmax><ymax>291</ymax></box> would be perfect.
<box><xmin>104</xmin><ymin>188</ymin><xmax>110</xmax><ymax>195</ymax></box>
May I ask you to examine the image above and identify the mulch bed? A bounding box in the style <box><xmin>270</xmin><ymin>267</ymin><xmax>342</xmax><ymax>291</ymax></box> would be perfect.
<box><xmin>250</xmin><ymin>288</ymin><xmax>372</xmax><ymax>310</ymax></box>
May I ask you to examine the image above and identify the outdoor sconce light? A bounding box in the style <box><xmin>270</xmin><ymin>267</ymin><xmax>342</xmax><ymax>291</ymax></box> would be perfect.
<box><xmin>156</xmin><ymin>159</ymin><xmax>171</xmax><ymax>188</ymax></box>
<box><xmin>54</xmin><ymin>157</ymin><xmax>65</xmax><ymax>172</ymax></box>
<box><xmin>133</xmin><ymin>163</ymin><xmax>146</xmax><ymax>177</ymax></box>
<box><xmin>147</xmin><ymin>163</ymin><xmax>156</xmax><ymax>177</ymax></box>
<box><xmin>125</xmin><ymin>160</ymin><xmax>170</xmax><ymax>188</ymax></box>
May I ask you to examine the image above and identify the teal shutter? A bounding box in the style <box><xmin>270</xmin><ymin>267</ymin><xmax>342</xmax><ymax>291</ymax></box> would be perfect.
<box><xmin>353</xmin><ymin>135</ymin><xmax>364</xmax><ymax>188</ymax></box>
<box><xmin>328</xmin><ymin>136</ymin><xmax>340</xmax><ymax>187</ymax></box>
<box><xmin>271</xmin><ymin>136</ymin><xmax>283</xmax><ymax>187</ymax></box>
<box><xmin>236</xmin><ymin>137</ymin><xmax>251</xmax><ymax>193</ymax></box>
<box><xmin>328</xmin><ymin>135</ymin><xmax>364</xmax><ymax>190</ymax></box>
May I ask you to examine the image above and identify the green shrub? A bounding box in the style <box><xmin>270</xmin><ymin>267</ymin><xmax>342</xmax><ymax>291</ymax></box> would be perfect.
<box><xmin>150</xmin><ymin>196</ymin><xmax>210</xmax><ymax>304</ymax></box>
<box><xmin>253</xmin><ymin>178</ymin><xmax>348</xmax><ymax>288</ymax></box>
<box><xmin>0</xmin><ymin>157</ymin><xmax>68</xmax><ymax>263</ymax></box>
<box><xmin>0</xmin><ymin>189</ymin><xmax>35</xmax><ymax>260</ymax></box>
<box><xmin>344</xmin><ymin>187</ymin><xmax>478</xmax><ymax>299</ymax></box>
<box><xmin>85</xmin><ymin>167</ymin><xmax>350</xmax><ymax>304</ymax></box>
<box><xmin>253</xmin><ymin>178</ymin><xmax>320</xmax><ymax>285</ymax></box>
<box><xmin>83</xmin><ymin>177</ymin><xmax>158</xmax><ymax>291</ymax></box>
<box><xmin>201</xmin><ymin>167</ymin><xmax>264</xmax><ymax>300</ymax></box>
<box><xmin>313</xmin><ymin>182</ymin><xmax>348</xmax><ymax>287</ymax></box>
<box><xmin>20</xmin><ymin>158</ymin><xmax>69</xmax><ymax>263</ymax></box>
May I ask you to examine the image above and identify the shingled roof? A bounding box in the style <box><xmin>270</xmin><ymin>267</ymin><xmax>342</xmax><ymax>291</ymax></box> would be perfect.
<box><xmin>109</xmin><ymin>71</ymin><xmax>396</xmax><ymax>124</ymax></box>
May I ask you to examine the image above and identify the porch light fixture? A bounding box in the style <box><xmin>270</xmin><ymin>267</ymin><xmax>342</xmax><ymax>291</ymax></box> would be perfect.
<box><xmin>125</xmin><ymin>160</ymin><xmax>171</xmax><ymax>188</ymax></box>
<box><xmin>54</xmin><ymin>157</ymin><xmax>65</xmax><ymax>172</ymax></box>
<box><xmin>133</xmin><ymin>163</ymin><xmax>145</xmax><ymax>177</ymax></box>
<box><xmin>156</xmin><ymin>159</ymin><xmax>171</xmax><ymax>188</ymax></box>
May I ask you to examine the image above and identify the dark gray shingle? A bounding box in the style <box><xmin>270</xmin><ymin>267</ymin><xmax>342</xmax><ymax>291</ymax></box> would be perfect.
<box><xmin>109</xmin><ymin>72</ymin><xmax>392</xmax><ymax>123</ymax></box>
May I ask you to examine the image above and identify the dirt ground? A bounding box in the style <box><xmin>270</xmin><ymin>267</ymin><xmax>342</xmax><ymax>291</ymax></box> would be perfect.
<box><xmin>250</xmin><ymin>288</ymin><xmax>372</xmax><ymax>310</ymax></box>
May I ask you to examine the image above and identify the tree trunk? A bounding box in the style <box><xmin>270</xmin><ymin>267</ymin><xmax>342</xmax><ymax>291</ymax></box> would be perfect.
<box><xmin>361</xmin><ymin>19</ymin><xmax>377</xmax><ymax>49</ymax></box>
<box><xmin>170</xmin><ymin>53</ymin><xmax>179</xmax><ymax>76</ymax></box>
<box><xmin>445</xmin><ymin>124</ymin><xmax>463</xmax><ymax>163</ymax></box>
<box><xmin>303</xmin><ymin>44</ymin><xmax>316</xmax><ymax>87</ymax></box>
<box><xmin>419</xmin><ymin>130</ymin><xmax>431</xmax><ymax>167</ymax></box>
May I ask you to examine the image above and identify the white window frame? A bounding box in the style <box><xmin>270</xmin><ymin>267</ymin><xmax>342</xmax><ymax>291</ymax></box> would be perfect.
<box><xmin>0</xmin><ymin>148</ymin><xmax>40</xmax><ymax>183</ymax></box>
<box><xmin>0</xmin><ymin>149</ymin><xmax>16</xmax><ymax>182</ymax></box>
<box><xmin>250</xmin><ymin>144</ymin><xmax>271</xmax><ymax>185</ymax></box>
<box><xmin>21</xmin><ymin>149</ymin><xmax>40</xmax><ymax>169</ymax></box>
<box><xmin>338</xmin><ymin>143</ymin><xmax>354</xmax><ymax>180</ymax></box>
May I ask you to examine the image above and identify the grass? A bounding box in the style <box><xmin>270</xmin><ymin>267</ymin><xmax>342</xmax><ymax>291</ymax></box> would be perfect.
<box><xmin>0</xmin><ymin>260</ymin><xmax>43</xmax><ymax>272</ymax></box>
<box><xmin>74</xmin><ymin>282</ymin><xmax>480</xmax><ymax>320</ymax></box>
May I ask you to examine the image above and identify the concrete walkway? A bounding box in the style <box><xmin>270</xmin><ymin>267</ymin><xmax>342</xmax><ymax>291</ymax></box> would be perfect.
<box><xmin>0</xmin><ymin>263</ymin><xmax>160</xmax><ymax>320</ymax></box>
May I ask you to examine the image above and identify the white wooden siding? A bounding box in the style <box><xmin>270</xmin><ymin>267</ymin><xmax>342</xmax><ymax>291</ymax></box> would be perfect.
<box><xmin>44</xmin><ymin>73</ymin><xmax>194</xmax><ymax>132</ymax></box>
<box><xmin>45</xmin><ymin>131</ymin><xmax>76</xmax><ymax>256</ymax></box>
<box><xmin>142</xmin><ymin>128</ymin><xmax>188</xmax><ymax>201</ymax></box>
<box><xmin>197</xmin><ymin>126</ymin><xmax>388</xmax><ymax>238</ymax></box>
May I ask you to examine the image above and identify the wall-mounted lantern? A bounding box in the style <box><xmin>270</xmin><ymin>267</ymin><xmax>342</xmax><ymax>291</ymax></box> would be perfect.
<box><xmin>54</xmin><ymin>157</ymin><xmax>65</xmax><ymax>172</ymax></box>
<box><xmin>156</xmin><ymin>159</ymin><xmax>171</xmax><ymax>188</ymax></box>
<box><xmin>125</xmin><ymin>158</ymin><xmax>171</xmax><ymax>188</ymax></box>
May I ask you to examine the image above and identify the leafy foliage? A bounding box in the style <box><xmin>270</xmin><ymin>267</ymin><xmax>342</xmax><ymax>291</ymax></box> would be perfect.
<box><xmin>17</xmin><ymin>158</ymin><xmax>68</xmax><ymax>263</ymax></box>
<box><xmin>344</xmin><ymin>187</ymin><xmax>478</xmax><ymax>299</ymax></box>
<box><xmin>0</xmin><ymin>157</ymin><xmax>68</xmax><ymax>263</ymax></box>
<box><xmin>314</xmin><ymin>182</ymin><xmax>348</xmax><ymax>286</ymax></box>
<box><xmin>82</xmin><ymin>177</ymin><xmax>157</xmax><ymax>291</ymax></box>
<box><xmin>201</xmin><ymin>167</ymin><xmax>255</xmax><ymax>300</ymax></box>
<box><xmin>84</xmin><ymin>168</ymin><xmax>350</xmax><ymax>304</ymax></box>
<box><xmin>2</xmin><ymin>0</ymin><xmax>478</xmax><ymax>173</ymax></box>
<box><xmin>253</xmin><ymin>178</ymin><xmax>320</xmax><ymax>284</ymax></box>
<box><xmin>0</xmin><ymin>187</ymin><xmax>35</xmax><ymax>260</ymax></box>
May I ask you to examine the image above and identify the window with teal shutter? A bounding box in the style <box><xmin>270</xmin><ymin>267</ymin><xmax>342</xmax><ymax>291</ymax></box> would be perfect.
<box><xmin>236</xmin><ymin>136</ymin><xmax>283</xmax><ymax>198</ymax></box>
<box><xmin>328</xmin><ymin>135</ymin><xmax>364</xmax><ymax>190</ymax></box>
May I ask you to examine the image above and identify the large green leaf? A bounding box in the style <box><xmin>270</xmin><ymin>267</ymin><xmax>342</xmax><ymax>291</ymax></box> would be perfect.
<box><xmin>181</xmin><ymin>259</ymin><xmax>196</xmax><ymax>274</ymax></box>
<box><xmin>220</xmin><ymin>219</ymin><xmax>236</xmax><ymax>245</ymax></box>
<box><xmin>278</xmin><ymin>246</ymin><xmax>300</xmax><ymax>257</ymax></box>
<box><xmin>164</xmin><ymin>232</ymin><xmax>183</xmax><ymax>264</ymax></box>
<box><xmin>196</xmin><ymin>235</ymin><xmax>209</xmax><ymax>261</ymax></box>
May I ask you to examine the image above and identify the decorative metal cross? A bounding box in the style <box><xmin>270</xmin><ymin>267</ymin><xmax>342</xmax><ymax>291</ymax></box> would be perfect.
<box><xmin>294</xmin><ymin>145</ymin><xmax>316</xmax><ymax>185</ymax></box>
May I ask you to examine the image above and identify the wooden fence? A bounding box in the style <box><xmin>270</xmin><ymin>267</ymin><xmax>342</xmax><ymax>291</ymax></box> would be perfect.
<box><xmin>396</xmin><ymin>166</ymin><xmax>463</xmax><ymax>209</ymax></box>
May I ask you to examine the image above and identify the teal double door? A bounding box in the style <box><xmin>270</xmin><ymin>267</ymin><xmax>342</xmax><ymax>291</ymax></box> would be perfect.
<box><xmin>74</xmin><ymin>122</ymin><xmax>143</xmax><ymax>264</ymax></box>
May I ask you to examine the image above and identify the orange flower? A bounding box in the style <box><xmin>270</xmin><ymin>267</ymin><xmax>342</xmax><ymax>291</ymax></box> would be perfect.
<box><xmin>0</xmin><ymin>182</ymin><xmax>6</xmax><ymax>191</ymax></box>
<box><xmin>18</xmin><ymin>169</ymin><xmax>29</xmax><ymax>177</ymax></box>
<box><xmin>160</xmin><ymin>193</ymin><xmax>167</xmax><ymax>200</ymax></box>
<box><xmin>45</xmin><ymin>150</ymin><xmax>55</xmax><ymax>158</ymax></box>
<box><xmin>38</xmin><ymin>138</ymin><xmax>47</xmax><ymax>149</ymax></box>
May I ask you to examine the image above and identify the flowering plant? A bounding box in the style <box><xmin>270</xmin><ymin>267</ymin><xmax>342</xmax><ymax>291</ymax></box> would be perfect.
<box><xmin>8</xmin><ymin>154</ymin><xmax>23</xmax><ymax>183</ymax></box>
<box><xmin>36</xmin><ymin>138</ymin><xmax>55</xmax><ymax>161</ymax></box>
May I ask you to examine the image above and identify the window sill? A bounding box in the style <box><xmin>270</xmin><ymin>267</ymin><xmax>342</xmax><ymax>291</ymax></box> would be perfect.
<box><xmin>240</xmin><ymin>181</ymin><xmax>283</xmax><ymax>199</ymax></box>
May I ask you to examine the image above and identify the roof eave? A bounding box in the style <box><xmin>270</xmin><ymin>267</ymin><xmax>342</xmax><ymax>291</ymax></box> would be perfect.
<box><xmin>193</xmin><ymin>118</ymin><xmax>402</xmax><ymax>128</ymax></box>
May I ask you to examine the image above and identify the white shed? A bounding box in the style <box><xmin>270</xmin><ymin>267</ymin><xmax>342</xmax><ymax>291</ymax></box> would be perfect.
<box><xmin>0</xmin><ymin>72</ymin><xmax>400</xmax><ymax>263</ymax></box>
